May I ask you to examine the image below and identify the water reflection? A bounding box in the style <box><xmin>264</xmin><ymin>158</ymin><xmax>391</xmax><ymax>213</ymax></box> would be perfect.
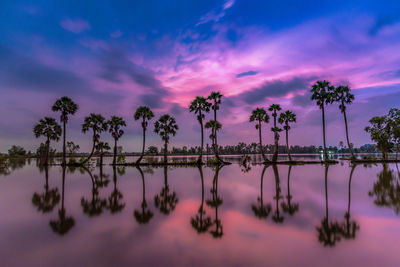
<box><xmin>341</xmin><ymin>165</ymin><xmax>360</xmax><ymax>240</ymax></box>
<box><xmin>107</xmin><ymin>166</ymin><xmax>125</xmax><ymax>214</ymax></box>
<box><xmin>191</xmin><ymin>166</ymin><xmax>212</xmax><ymax>233</ymax></box>
<box><xmin>272</xmin><ymin>165</ymin><xmax>284</xmax><ymax>223</ymax></box>
<box><xmin>49</xmin><ymin>166</ymin><xmax>75</xmax><ymax>235</ymax></box>
<box><xmin>32</xmin><ymin>166</ymin><xmax>60</xmax><ymax>213</ymax></box>
<box><xmin>81</xmin><ymin>166</ymin><xmax>108</xmax><ymax>217</ymax></box>
<box><xmin>154</xmin><ymin>166</ymin><xmax>179</xmax><ymax>215</ymax></box>
<box><xmin>134</xmin><ymin>166</ymin><xmax>154</xmax><ymax>224</ymax></box>
<box><xmin>206</xmin><ymin>165</ymin><xmax>224</xmax><ymax>238</ymax></box>
<box><xmin>251</xmin><ymin>166</ymin><xmax>271</xmax><ymax>219</ymax></box>
<box><xmin>281</xmin><ymin>165</ymin><xmax>299</xmax><ymax>216</ymax></box>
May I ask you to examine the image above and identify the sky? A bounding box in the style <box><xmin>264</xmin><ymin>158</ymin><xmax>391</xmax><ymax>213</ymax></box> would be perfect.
<box><xmin>1</xmin><ymin>0</ymin><xmax>400</xmax><ymax>153</ymax></box>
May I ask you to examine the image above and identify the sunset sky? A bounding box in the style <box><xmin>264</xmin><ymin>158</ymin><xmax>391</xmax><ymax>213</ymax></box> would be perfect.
<box><xmin>1</xmin><ymin>0</ymin><xmax>400</xmax><ymax>152</ymax></box>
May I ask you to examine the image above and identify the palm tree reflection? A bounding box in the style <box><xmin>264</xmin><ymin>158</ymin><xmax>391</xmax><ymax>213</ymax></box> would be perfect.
<box><xmin>341</xmin><ymin>164</ymin><xmax>360</xmax><ymax>239</ymax></box>
<box><xmin>134</xmin><ymin>166</ymin><xmax>154</xmax><ymax>224</ymax></box>
<box><xmin>49</xmin><ymin>166</ymin><xmax>75</xmax><ymax>235</ymax></box>
<box><xmin>206</xmin><ymin>165</ymin><xmax>223</xmax><ymax>238</ymax></box>
<box><xmin>251</xmin><ymin>165</ymin><xmax>271</xmax><ymax>219</ymax></box>
<box><xmin>154</xmin><ymin>166</ymin><xmax>178</xmax><ymax>215</ymax></box>
<box><xmin>81</xmin><ymin>166</ymin><xmax>108</xmax><ymax>217</ymax></box>
<box><xmin>32</xmin><ymin>166</ymin><xmax>60</xmax><ymax>213</ymax></box>
<box><xmin>107</xmin><ymin>166</ymin><xmax>125</xmax><ymax>214</ymax></box>
<box><xmin>316</xmin><ymin>165</ymin><xmax>342</xmax><ymax>247</ymax></box>
<box><xmin>272</xmin><ymin>165</ymin><xmax>284</xmax><ymax>223</ymax></box>
<box><xmin>281</xmin><ymin>165</ymin><xmax>299</xmax><ymax>216</ymax></box>
<box><xmin>191</xmin><ymin>166</ymin><xmax>212</xmax><ymax>233</ymax></box>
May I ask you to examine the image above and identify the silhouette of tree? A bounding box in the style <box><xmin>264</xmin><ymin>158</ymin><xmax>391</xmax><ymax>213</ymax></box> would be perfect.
<box><xmin>32</xmin><ymin>166</ymin><xmax>60</xmax><ymax>213</ymax></box>
<box><xmin>33</xmin><ymin>117</ymin><xmax>61</xmax><ymax>166</ymax></box>
<box><xmin>205</xmin><ymin>120</ymin><xmax>221</xmax><ymax>159</ymax></box>
<box><xmin>154</xmin><ymin>166</ymin><xmax>179</xmax><ymax>214</ymax></box>
<box><xmin>387</xmin><ymin>108</ymin><xmax>400</xmax><ymax>160</ymax></box>
<box><xmin>154</xmin><ymin>114</ymin><xmax>179</xmax><ymax>164</ymax></box>
<box><xmin>272</xmin><ymin>165</ymin><xmax>284</xmax><ymax>223</ymax></box>
<box><xmin>191</xmin><ymin>166</ymin><xmax>212</xmax><ymax>233</ymax></box>
<box><xmin>365</xmin><ymin>117</ymin><xmax>393</xmax><ymax>160</ymax></box>
<box><xmin>251</xmin><ymin>165</ymin><xmax>272</xmax><ymax>219</ymax></box>
<box><xmin>249</xmin><ymin>108</ymin><xmax>270</xmax><ymax>163</ymax></box>
<box><xmin>311</xmin><ymin>81</ymin><xmax>335</xmax><ymax>161</ymax></box>
<box><xmin>269</xmin><ymin>104</ymin><xmax>282</xmax><ymax>163</ymax></box>
<box><xmin>189</xmin><ymin>96</ymin><xmax>212</xmax><ymax>164</ymax></box>
<box><xmin>81</xmin><ymin>113</ymin><xmax>108</xmax><ymax>165</ymax></box>
<box><xmin>95</xmin><ymin>141</ymin><xmax>111</xmax><ymax>166</ymax></box>
<box><xmin>134</xmin><ymin>106</ymin><xmax>155</xmax><ymax>164</ymax></box>
<box><xmin>334</xmin><ymin>85</ymin><xmax>355</xmax><ymax>159</ymax></box>
<box><xmin>107</xmin><ymin>116</ymin><xmax>126</xmax><ymax>165</ymax></box>
<box><xmin>52</xmin><ymin>96</ymin><xmax>79</xmax><ymax>166</ymax></box>
<box><xmin>49</xmin><ymin>166</ymin><xmax>75</xmax><ymax>235</ymax></box>
<box><xmin>278</xmin><ymin>110</ymin><xmax>296</xmax><ymax>161</ymax></box>
<box><xmin>281</xmin><ymin>165</ymin><xmax>299</xmax><ymax>216</ymax></box>
<box><xmin>316</xmin><ymin>165</ymin><xmax>342</xmax><ymax>246</ymax></box>
<box><xmin>107</xmin><ymin>166</ymin><xmax>125</xmax><ymax>214</ymax></box>
<box><xmin>81</xmin><ymin>167</ymin><xmax>107</xmax><ymax>217</ymax></box>
<box><xmin>134</xmin><ymin>166</ymin><xmax>154</xmax><ymax>224</ymax></box>
<box><xmin>206</xmin><ymin>165</ymin><xmax>224</xmax><ymax>238</ymax></box>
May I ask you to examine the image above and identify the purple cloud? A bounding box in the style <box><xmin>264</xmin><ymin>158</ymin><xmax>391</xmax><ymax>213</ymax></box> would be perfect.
<box><xmin>60</xmin><ymin>18</ymin><xmax>91</xmax><ymax>33</ymax></box>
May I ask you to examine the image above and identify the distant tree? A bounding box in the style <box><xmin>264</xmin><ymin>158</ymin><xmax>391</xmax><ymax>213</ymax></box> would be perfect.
<box><xmin>154</xmin><ymin>114</ymin><xmax>179</xmax><ymax>164</ymax></box>
<box><xmin>52</xmin><ymin>96</ymin><xmax>79</xmax><ymax>165</ymax></box>
<box><xmin>33</xmin><ymin>117</ymin><xmax>61</xmax><ymax>165</ymax></box>
<box><xmin>269</xmin><ymin>104</ymin><xmax>282</xmax><ymax>162</ymax></box>
<box><xmin>66</xmin><ymin>141</ymin><xmax>80</xmax><ymax>155</ymax></box>
<box><xmin>95</xmin><ymin>141</ymin><xmax>110</xmax><ymax>166</ymax></box>
<box><xmin>365</xmin><ymin>116</ymin><xmax>393</xmax><ymax>160</ymax></box>
<box><xmin>387</xmin><ymin>108</ymin><xmax>400</xmax><ymax>160</ymax></box>
<box><xmin>81</xmin><ymin>113</ymin><xmax>108</xmax><ymax>164</ymax></box>
<box><xmin>107</xmin><ymin>116</ymin><xmax>126</xmax><ymax>165</ymax></box>
<box><xmin>249</xmin><ymin>108</ymin><xmax>270</xmax><ymax>163</ymax></box>
<box><xmin>311</xmin><ymin>81</ymin><xmax>335</xmax><ymax>161</ymax></box>
<box><xmin>147</xmin><ymin>146</ymin><xmax>158</xmax><ymax>154</ymax></box>
<box><xmin>134</xmin><ymin>106</ymin><xmax>154</xmax><ymax>165</ymax></box>
<box><xmin>278</xmin><ymin>110</ymin><xmax>296</xmax><ymax>161</ymax></box>
<box><xmin>189</xmin><ymin>96</ymin><xmax>212</xmax><ymax>164</ymax></box>
<box><xmin>334</xmin><ymin>85</ymin><xmax>355</xmax><ymax>158</ymax></box>
<box><xmin>8</xmin><ymin>145</ymin><xmax>27</xmax><ymax>158</ymax></box>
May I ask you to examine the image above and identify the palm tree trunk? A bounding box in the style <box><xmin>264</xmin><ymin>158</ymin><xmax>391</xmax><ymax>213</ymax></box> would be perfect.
<box><xmin>112</xmin><ymin>138</ymin><xmax>117</xmax><ymax>165</ymax></box>
<box><xmin>285</xmin><ymin>126</ymin><xmax>291</xmax><ymax>161</ymax></box>
<box><xmin>272</xmin><ymin>114</ymin><xmax>279</xmax><ymax>162</ymax></box>
<box><xmin>164</xmin><ymin>140</ymin><xmax>168</xmax><ymax>164</ymax></box>
<box><xmin>81</xmin><ymin>132</ymin><xmax>96</xmax><ymax>165</ymax></box>
<box><xmin>396</xmin><ymin>144</ymin><xmax>399</xmax><ymax>161</ymax></box>
<box><xmin>137</xmin><ymin>119</ymin><xmax>146</xmax><ymax>165</ymax></box>
<box><xmin>100</xmin><ymin>148</ymin><xmax>103</xmax><ymax>166</ymax></box>
<box><xmin>62</xmin><ymin>120</ymin><xmax>66</xmax><ymax>166</ymax></box>
<box><xmin>287</xmin><ymin>165</ymin><xmax>292</xmax><ymax>205</ymax></box>
<box><xmin>343</xmin><ymin>109</ymin><xmax>354</xmax><ymax>158</ymax></box>
<box><xmin>198</xmin><ymin>113</ymin><xmax>204</xmax><ymax>164</ymax></box>
<box><xmin>324</xmin><ymin>165</ymin><xmax>329</xmax><ymax>219</ymax></box>
<box><xmin>45</xmin><ymin>137</ymin><xmax>50</xmax><ymax>166</ymax></box>
<box><xmin>322</xmin><ymin>104</ymin><xmax>328</xmax><ymax>161</ymax></box>
<box><xmin>259</xmin><ymin>121</ymin><xmax>269</xmax><ymax>162</ymax></box>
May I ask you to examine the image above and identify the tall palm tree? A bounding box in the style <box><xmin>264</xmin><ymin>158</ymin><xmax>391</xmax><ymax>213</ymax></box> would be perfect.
<box><xmin>207</xmin><ymin>91</ymin><xmax>227</xmax><ymax>164</ymax></box>
<box><xmin>32</xmin><ymin>166</ymin><xmax>60</xmax><ymax>213</ymax></box>
<box><xmin>134</xmin><ymin>106</ymin><xmax>154</xmax><ymax>165</ymax></box>
<box><xmin>334</xmin><ymin>85</ymin><xmax>355</xmax><ymax>159</ymax></box>
<box><xmin>250</xmin><ymin>108</ymin><xmax>270</xmax><ymax>163</ymax></box>
<box><xmin>281</xmin><ymin>165</ymin><xmax>299</xmax><ymax>216</ymax></box>
<box><xmin>278</xmin><ymin>110</ymin><xmax>297</xmax><ymax>161</ymax></box>
<box><xmin>311</xmin><ymin>81</ymin><xmax>335</xmax><ymax>161</ymax></box>
<box><xmin>134</xmin><ymin>166</ymin><xmax>154</xmax><ymax>224</ymax></box>
<box><xmin>272</xmin><ymin>165</ymin><xmax>284</xmax><ymax>223</ymax></box>
<box><xmin>52</xmin><ymin>97</ymin><xmax>79</xmax><ymax>166</ymax></box>
<box><xmin>154</xmin><ymin>114</ymin><xmax>179</xmax><ymax>164</ymax></box>
<box><xmin>269</xmin><ymin>104</ymin><xmax>282</xmax><ymax>163</ymax></box>
<box><xmin>191</xmin><ymin>166</ymin><xmax>212</xmax><ymax>233</ymax></box>
<box><xmin>33</xmin><ymin>117</ymin><xmax>62</xmax><ymax>166</ymax></box>
<box><xmin>81</xmin><ymin>113</ymin><xmax>108</xmax><ymax>165</ymax></box>
<box><xmin>189</xmin><ymin>96</ymin><xmax>212</xmax><ymax>164</ymax></box>
<box><xmin>251</xmin><ymin>165</ymin><xmax>271</xmax><ymax>219</ymax></box>
<box><xmin>95</xmin><ymin>141</ymin><xmax>110</xmax><ymax>166</ymax></box>
<box><xmin>107</xmin><ymin>116</ymin><xmax>126</xmax><ymax>165</ymax></box>
<box><xmin>154</xmin><ymin>166</ymin><xmax>179</xmax><ymax>215</ymax></box>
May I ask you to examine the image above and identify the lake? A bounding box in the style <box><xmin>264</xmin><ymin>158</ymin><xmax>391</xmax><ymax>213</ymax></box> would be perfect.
<box><xmin>1</xmin><ymin>157</ymin><xmax>399</xmax><ymax>267</ymax></box>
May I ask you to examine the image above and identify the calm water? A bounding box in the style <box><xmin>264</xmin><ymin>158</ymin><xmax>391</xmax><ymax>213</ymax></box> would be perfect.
<box><xmin>1</xmin><ymin>157</ymin><xmax>400</xmax><ymax>267</ymax></box>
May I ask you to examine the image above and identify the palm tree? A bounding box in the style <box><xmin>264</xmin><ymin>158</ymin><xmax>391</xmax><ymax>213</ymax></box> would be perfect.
<box><xmin>311</xmin><ymin>81</ymin><xmax>335</xmax><ymax>161</ymax></box>
<box><xmin>107</xmin><ymin>166</ymin><xmax>125</xmax><ymax>214</ymax></box>
<box><xmin>251</xmin><ymin>166</ymin><xmax>271</xmax><ymax>219</ymax></box>
<box><xmin>206</xmin><ymin>165</ymin><xmax>224</xmax><ymax>238</ymax></box>
<box><xmin>32</xmin><ymin>166</ymin><xmax>60</xmax><ymax>213</ymax></box>
<box><xmin>107</xmin><ymin>116</ymin><xmax>126</xmax><ymax>165</ymax></box>
<box><xmin>191</xmin><ymin>166</ymin><xmax>212</xmax><ymax>233</ymax></box>
<box><xmin>134</xmin><ymin>166</ymin><xmax>154</xmax><ymax>224</ymax></box>
<box><xmin>278</xmin><ymin>110</ymin><xmax>297</xmax><ymax>161</ymax></box>
<box><xmin>334</xmin><ymin>85</ymin><xmax>355</xmax><ymax>159</ymax></box>
<box><xmin>154</xmin><ymin>114</ymin><xmax>179</xmax><ymax>164</ymax></box>
<box><xmin>52</xmin><ymin>97</ymin><xmax>79</xmax><ymax>166</ymax></box>
<box><xmin>50</xmin><ymin>166</ymin><xmax>75</xmax><ymax>235</ymax></box>
<box><xmin>154</xmin><ymin>166</ymin><xmax>179</xmax><ymax>215</ymax></box>
<box><xmin>269</xmin><ymin>104</ymin><xmax>282</xmax><ymax>163</ymax></box>
<box><xmin>81</xmin><ymin>113</ymin><xmax>108</xmax><ymax>165</ymax></box>
<box><xmin>189</xmin><ymin>97</ymin><xmax>212</xmax><ymax>164</ymax></box>
<box><xmin>207</xmin><ymin>91</ymin><xmax>227</xmax><ymax>164</ymax></box>
<box><xmin>272</xmin><ymin>165</ymin><xmax>284</xmax><ymax>223</ymax></box>
<box><xmin>134</xmin><ymin>106</ymin><xmax>154</xmax><ymax>165</ymax></box>
<box><xmin>250</xmin><ymin>108</ymin><xmax>270</xmax><ymax>163</ymax></box>
<box><xmin>33</xmin><ymin>117</ymin><xmax>62</xmax><ymax>166</ymax></box>
<box><xmin>281</xmin><ymin>165</ymin><xmax>299</xmax><ymax>216</ymax></box>
<box><xmin>81</xmin><ymin>167</ymin><xmax>107</xmax><ymax>217</ymax></box>
<box><xmin>95</xmin><ymin>141</ymin><xmax>111</xmax><ymax>166</ymax></box>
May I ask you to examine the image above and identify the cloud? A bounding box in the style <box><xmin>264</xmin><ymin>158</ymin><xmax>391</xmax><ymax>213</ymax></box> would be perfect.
<box><xmin>110</xmin><ymin>30</ymin><xmax>123</xmax><ymax>38</ymax></box>
<box><xmin>369</xmin><ymin>15</ymin><xmax>400</xmax><ymax>36</ymax></box>
<box><xmin>196</xmin><ymin>0</ymin><xmax>235</xmax><ymax>26</ymax></box>
<box><xmin>236</xmin><ymin>70</ymin><xmax>258</xmax><ymax>78</ymax></box>
<box><xmin>60</xmin><ymin>18</ymin><xmax>91</xmax><ymax>33</ymax></box>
